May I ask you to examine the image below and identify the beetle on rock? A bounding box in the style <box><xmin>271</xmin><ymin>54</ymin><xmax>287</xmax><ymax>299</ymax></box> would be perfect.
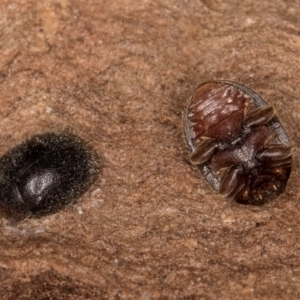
<box><xmin>184</xmin><ymin>81</ymin><xmax>292</xmax><ymax>205</ymax></box>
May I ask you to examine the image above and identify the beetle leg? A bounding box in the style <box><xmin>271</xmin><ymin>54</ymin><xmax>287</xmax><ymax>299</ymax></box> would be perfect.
<box><xmin>257</xmin><ymin>156</ymin><xmax>292</xmax><ymax>168</ymax></box>
<box><xmin>243</xmin><ymin>106</ymin><xmax>275</xmax><ymax>128</ymax></box>
<box><xmin>261</xmin><ymin>134</ymin><xmax>276</xmax><ymax>147</ymax></box>
<box><xmin>219</xmin><ymin>166</ymin><xmax>244</xmax><ymax>197</ymax></box>
<box><xmin>243</xmin><ymin>99</ymin><xmax>251</xmax><ymax>118</ymax></box>
<box><xmin>228</xmin><ymin>177</ymin><xmax>247</xmax><ymax>201</ymax></box>
<box><xmin>190</xmin><ymin>139</ymin><xmax>220</xmax><ymax>165</ymax></box>
<box><xmin>257</xmin><ymin>144</ymin><xmax>292</xmax><ymax>161</ymax></box>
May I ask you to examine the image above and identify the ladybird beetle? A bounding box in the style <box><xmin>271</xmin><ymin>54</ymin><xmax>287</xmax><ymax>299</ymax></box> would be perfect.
<box><xmin>0</xmin><ymin>132</ymin><xmax>98</xmax><ymax>221</ymax></box>
<box><xmin>184</xmin><ymin>81</ymin><xmax>292</xmax><ymax>205</ymax></box>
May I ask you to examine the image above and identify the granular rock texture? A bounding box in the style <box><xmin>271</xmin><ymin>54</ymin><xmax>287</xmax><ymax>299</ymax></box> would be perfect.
<box><xmin>0</xmin><ymin>0</ymin><xmax>300</xmax><ymax>299</ymax></box>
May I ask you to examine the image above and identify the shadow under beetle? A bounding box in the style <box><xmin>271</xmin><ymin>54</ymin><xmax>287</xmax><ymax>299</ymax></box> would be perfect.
<box><xmin>0</xmin><ymin>131</ymin><xmax>98</xmax><ymax>222</ymax></box>
<box><xmin>184</xmin><ymin>81</ymin><xmax>292</xmax><ymax>205</ymax></box>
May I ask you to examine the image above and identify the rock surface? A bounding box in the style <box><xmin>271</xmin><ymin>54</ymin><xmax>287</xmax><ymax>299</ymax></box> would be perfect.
<box><xmin>0</xmin><ymin>0</ymin><xmax>299</xmax><ymax>299</ymax></box>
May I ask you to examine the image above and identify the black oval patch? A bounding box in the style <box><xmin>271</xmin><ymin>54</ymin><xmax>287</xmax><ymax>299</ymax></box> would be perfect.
<box><xmin>0</xmin><ymin>132</ymin><xmax>98</xmax><ymax>221</ymax></box>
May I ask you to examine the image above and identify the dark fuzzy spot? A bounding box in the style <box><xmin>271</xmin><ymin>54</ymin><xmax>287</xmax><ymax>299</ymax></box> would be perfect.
<box><xmin>0</xmin><ymin>132</ymin><xmax>98</xmax><ymax>221</ymax></box>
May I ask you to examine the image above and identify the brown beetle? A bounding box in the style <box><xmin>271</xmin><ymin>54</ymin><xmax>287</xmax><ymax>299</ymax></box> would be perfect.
<box><xmin>184</xmin><ymin>81</ymin><xmax>292</xmax><ymax>205</ymax></box>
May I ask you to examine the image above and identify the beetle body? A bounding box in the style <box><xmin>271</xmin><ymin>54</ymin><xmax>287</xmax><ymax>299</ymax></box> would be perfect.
<box><xmin>0</xmin><ymin>132</ymin><xmax>98</xmax><ymax>221</ymax></box>
<box><xmin>184</xmin><ymin>81</ymin><xmax>292</xmax><ymax>205</ymax></box>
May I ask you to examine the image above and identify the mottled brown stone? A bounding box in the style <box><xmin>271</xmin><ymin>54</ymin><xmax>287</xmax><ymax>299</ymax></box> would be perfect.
<box><xmin>0</xmin><ymin>0</ymin><xmax>299</xmax><ymax>299</ymax></box>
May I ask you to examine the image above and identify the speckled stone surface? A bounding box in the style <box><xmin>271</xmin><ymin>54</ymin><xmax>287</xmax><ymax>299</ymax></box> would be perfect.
<box><xmin>0</xmin><ymin>0</ymin><xmax>300</xmax><ymax>299</ymax></box>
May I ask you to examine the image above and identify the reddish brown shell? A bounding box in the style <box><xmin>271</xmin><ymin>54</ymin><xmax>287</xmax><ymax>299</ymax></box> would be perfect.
<box><xmin>184</xmin><ymin>81</ymin><xmax>292</xmax><ymax>205</ymax></box>
<box><xmin>187</xmin><ymin>82</ymin><xmax>251</xmax><ymax>142</ymax></box>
